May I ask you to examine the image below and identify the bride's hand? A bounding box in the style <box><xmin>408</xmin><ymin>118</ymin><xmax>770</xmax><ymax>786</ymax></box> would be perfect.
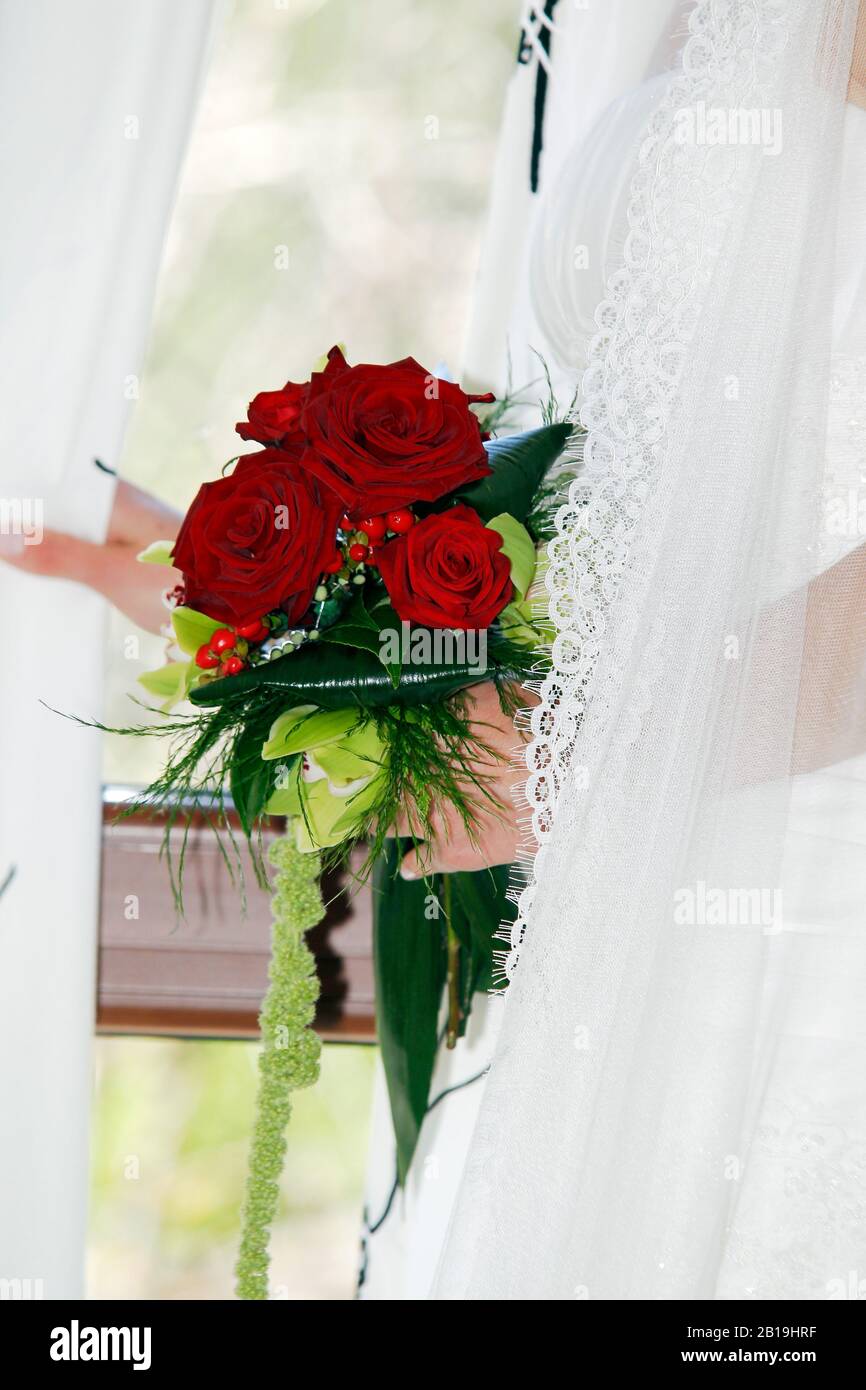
<box><xmin>394</xmin><ymin>680</ymin><xmax>537</xmax><ymax>879</ymax></box>
<box><xmin>0</xmin><ymin>479</ymin><xmax>181</xmax><ymax>635</ymax></box>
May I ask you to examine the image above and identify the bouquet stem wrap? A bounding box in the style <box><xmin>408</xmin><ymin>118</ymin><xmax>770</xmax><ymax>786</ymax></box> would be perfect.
<box><xmin>235</xmin><ymin>839</ymin><xmax>324</xmax><ymax>1300</ymax></box>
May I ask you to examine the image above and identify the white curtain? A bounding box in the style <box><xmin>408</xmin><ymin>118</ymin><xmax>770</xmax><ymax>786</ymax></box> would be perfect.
<box><xmin>0</xmin><ymin>0</ymin><xmax>215</xmax><ymax>1299</ymax></box>
<box><xmin>436</xmin><ymin>0</ymin><xmax>866</xmax><ymax>1299</ymax></box>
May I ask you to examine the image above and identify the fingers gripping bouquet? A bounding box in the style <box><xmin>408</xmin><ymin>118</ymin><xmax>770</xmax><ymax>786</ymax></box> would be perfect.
<box><xmin>131</xmin><ymin>346</ymin><xmax>573</xmax><ymax>1297</ymax></box>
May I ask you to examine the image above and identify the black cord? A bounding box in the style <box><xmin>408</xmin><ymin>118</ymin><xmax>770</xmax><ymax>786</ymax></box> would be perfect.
<box><xmin>427</xmin><ymin>1064</ymin><xmax>489</xmax><ymax>1114</ymax></box>
<box><xmin>356</xmin><ymin>1060</ymin><xmax>489</xmax><ymax>1294</ymax></box>
<box><xmin>517</xmin><ymin>2</ymin><xmax>561</xmax><ymax>194</ymax></box>
<box><xmin>364</xmin><ymin>1175</ymin><xmax>399</xmax><ymax>1238</ymax></box>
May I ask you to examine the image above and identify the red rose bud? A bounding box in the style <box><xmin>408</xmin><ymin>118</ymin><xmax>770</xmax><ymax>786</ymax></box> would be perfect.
<box><xmin>195</xmin><ymin>644</ymin><xmax>220</xmax><ymax>669</ymax></box>
<box><xmin>386</xmin><ymin>509</ymin><xmax>414</xmax><ymax>533</ymax></box>
<box><xmin>376</xmin><ymin>504</ymin><xmax>512</xmax><ymax>630</ymax></box>
<box><xmin>222</xmin><ymin>655</ymin><xmax>245</xmax><ymax>676</ymax></box>
<box><xmin>210</xmin><ymin>627</ymin><xmax>236</xmax><ymax>654</ymax></box>
<box><xmin>365</xmin><ymin>547</ymin><xmax>378</xmax><ymax>565</ymax></box>
<box><xmin>300</xmin><ymin>352</ymin><xmax>492</xmax><ymax>513</ymax></box>
<box><xmin>348</xmin><ymin>542</ymin><xmax>368</xmax><ymax>564</ymax></box>
<box><xmin>235</xmin><ymin>382</ymin><xmax>307</xmax><ymax>448</ymax></box>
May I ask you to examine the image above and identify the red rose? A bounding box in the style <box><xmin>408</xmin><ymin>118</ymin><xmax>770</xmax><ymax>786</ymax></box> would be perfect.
<box><xmin>376</xmin><ymin>504</ymin><xmax>512</xmax><ymax>630</ymax></box>
<box><xmin>235</xmin><ymin>384</ymin><xmax>307</xmax><ymax>447</ymax></box>
<box><xmin>300</xmin><ymin>346</ymin><xmax>494</xmax><ymax>513</ymax></box>
<box><xmin>235</xmin><ymin>350</ymin><xmax>349</xmax><ymax>446</ymax></box>
<box><xmin>172</xmin><ymin>449</ymin><xmax>342</xmax><ymax>627</ymax></box>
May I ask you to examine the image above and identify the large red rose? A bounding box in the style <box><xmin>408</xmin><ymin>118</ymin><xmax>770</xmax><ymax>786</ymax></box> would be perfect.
<box><xmin>376</xmin><ymin>504</ymin><xmax>512</xmax><ymax>630</ymax></box>
<box><xmin>300</xmin><ymin>346</ymin><xmax>494</xmax><ymax>513</ymax></box>
<box><xmin>172</xmin><ymin>449</ymin><xmax>342</xmax><ymax>627</ymax></box>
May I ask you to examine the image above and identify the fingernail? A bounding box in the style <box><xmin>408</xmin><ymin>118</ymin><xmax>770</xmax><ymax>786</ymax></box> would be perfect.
<box><xmin>400</xmin><ymin>865</ymin><xmax>418</xmax><ymax>881</ymax></box>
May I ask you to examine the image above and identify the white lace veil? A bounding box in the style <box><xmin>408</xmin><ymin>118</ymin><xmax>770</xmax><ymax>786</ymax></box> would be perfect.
<box><xmin>435</xmin><ymin>0</ymin><xmax>866</xmax><ymax>1300</ymax></box>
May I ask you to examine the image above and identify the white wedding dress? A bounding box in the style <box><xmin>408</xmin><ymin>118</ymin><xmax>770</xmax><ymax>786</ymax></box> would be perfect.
<box><xmin>713</xmin><ymin>100</ymin><xmax>866</xmax><ymax>1300</ymax></box>
<box><xmin>433</xmin><ymin>0</ymin><xmax>866</xmax><ymax>1300</ymax></box>
<box><xmin>363</xmin><ymin>0</ymin><xmax>866</xmax><ymax>1301</ymax></box>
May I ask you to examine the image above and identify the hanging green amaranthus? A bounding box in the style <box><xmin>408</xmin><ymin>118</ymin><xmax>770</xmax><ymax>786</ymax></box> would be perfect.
<box><xmin>235</xmin><ymin>838</ymin><xmax>324</xmax><ymax>1300</ymax></box>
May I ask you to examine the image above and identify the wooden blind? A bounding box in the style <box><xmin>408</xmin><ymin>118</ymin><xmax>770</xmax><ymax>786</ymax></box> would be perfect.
<box><xmin>97</xmin><ymin>792</ymin><xmax>376</xmax><ymax>1042</ymax></box>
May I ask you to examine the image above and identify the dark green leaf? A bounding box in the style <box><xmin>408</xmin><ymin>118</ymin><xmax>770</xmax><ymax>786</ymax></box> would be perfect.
<box><xmin>372</xmin><ymin>843</ymin><xmax>447</xmax><ymax>1183</ymax></box>
<box><xmin>319</xmin><ymin>593</ymin><xmax>402</xmax><ymax>686</ymax></box>
<box><xmin>364</xmin><ymin>588</ymin><xmax>399</xmax><ymax>623</ymax></box>
<box><xmin>448</xmin><ymin>863</ymin><xmax>512</xmax><ymax>1003</ymax></box>
<box><xmin>361</xmin><ymin>590</ymin><xmax>403</xmax><ymax>687</ymax></box>
<box><xmin>319</xmin><ymin>620</ymin><xmax>385</xmax><ymax>658</ymax></box>
<box><xmin>230</xmin><ymin>716</ymin><xmax>288</xmax><ymax>837</ymax></box>
<box><xmin>190</xmin><ymin>640</ymin><xmax>511</xmax><ymax>711</ymax></box>
<box><xmin>456</xmin><ymin>423</ymin><xmax>572</xmax><ymax>525</ymax></box>
<box><xmin>340</xmin><ymin>592</ymin><xmax>380</xmax><ymax>631</ymax></box>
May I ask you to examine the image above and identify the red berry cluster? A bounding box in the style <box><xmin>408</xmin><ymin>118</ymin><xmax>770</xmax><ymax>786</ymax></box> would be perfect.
<box><xmin>339</xmin><ymin>508</ymin><xmax>416</xmax><ymax>568</ymax></box>
<box><xmin>191</xmin><ymin>511</ymin><xmax>419</xmax><ymax>679</ymax></box>
<box><xmin>195</xmin><ymin>617</ymin><xmax>270</xmax><ymax>675</ymax></box>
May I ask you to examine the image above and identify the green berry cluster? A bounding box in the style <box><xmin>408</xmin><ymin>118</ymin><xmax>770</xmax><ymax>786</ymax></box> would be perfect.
<box><xmin>234</xmin><ymin>840</ymin><xmax>325</xmax><ymax>1300</ymax></box>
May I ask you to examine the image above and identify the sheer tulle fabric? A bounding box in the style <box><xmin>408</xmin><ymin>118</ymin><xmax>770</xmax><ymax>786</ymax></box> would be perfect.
<box><xmin>434</xmin><ymin>0</ymin><xmax>866</xmax><ymax>1300</ymax></box>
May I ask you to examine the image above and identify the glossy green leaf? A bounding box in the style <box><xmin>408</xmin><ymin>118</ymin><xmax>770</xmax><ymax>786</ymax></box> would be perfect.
<box><xmin>362</xmin><ymin>592</ymin><xmax>403</xmax><ymax>687</ymax></box>
<box><xmin>190</xmin><ymin>641</ymin><xmax>502</xmax><ymax>710</ymax></box>
<box><xmin>457</xmin><ymin>422</ymin><xmax>572</xmax><ymax>525</ymax></box>
<box><xmin>487</xmin><ymin>513</ymin><xmax>536</xmax><ymax>598</ymax></box>
<box><xmin>448</xmin><ymin>863</ymin><xmax>512</xmax><ymax>1001</ymax></box>
<box><xmin>372</xmin><ymin>843</ymin><xmax>447</xmax><ymax>1184</ymax></box>
<box><xmin>319</xmin><ymin>591</ymin><xmax>402</xmax><ymax>687</ymax></box>
<box><xmin>319</xmin><ymin>613</ymin><xmax>396</xmax><ymax>681</ymax></box>
<box><xmin>230</xmin><ymin>717</ymin><xmax>287</xmax><ymax>837</ymax></box>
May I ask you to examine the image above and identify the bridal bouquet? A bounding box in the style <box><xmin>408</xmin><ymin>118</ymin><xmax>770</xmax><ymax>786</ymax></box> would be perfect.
<box><xmin>128</xmin><ymin>346</ymin><xmax>571</xmax><ymax>1296</ymax></box>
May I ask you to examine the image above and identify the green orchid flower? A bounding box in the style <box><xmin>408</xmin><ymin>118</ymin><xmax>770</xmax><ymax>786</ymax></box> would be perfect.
<box><xmin>262</xmin><ymin>705</ymin><xmax>387</xmax><ymax>851</ymax></box>
<box><xmin>138</xmin><ymin>659</ymin><xmax>196</xmax><ymax>712</ymax></box>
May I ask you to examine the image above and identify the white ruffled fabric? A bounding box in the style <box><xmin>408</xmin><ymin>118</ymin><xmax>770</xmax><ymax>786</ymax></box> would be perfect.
<box><xmin>435</xmin><ymin>0</ymin><xmax>866</xmax><ymax>1300</ymax></box>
